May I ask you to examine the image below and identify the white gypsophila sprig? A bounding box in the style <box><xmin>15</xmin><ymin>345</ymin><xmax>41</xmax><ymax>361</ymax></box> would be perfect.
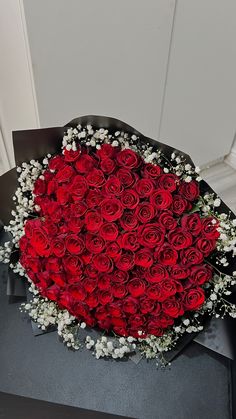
<box><xmin>170</xmin><ymin>152</ymin><xmax>202</xmax><ymax>182</ymax></box>
<box><xmin>85</xmin><ymin>335</ymin><xmax>137</xmax><ymax>360</ymax></box>
<box><xmin>21</xmin><ymin>296</ymin><xmax>80</xmax><ymax>350</ymax></box>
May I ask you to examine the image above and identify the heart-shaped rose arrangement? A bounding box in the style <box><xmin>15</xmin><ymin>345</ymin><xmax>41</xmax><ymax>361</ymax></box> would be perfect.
<box><xmin>19</xmin><ymin>144</ymin><xmax>219</xmax><ymax>338</ymax></box>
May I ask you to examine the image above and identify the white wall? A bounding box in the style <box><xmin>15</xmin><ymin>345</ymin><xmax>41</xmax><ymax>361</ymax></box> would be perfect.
<box><xmin>22</xmin><ymin>0</ymin><xmax>176</xmax><ymax>139</ymax></box>
<box><xmin>159</xmin><ymin>0</ymin><xmax>236</xmax><ymax>166</ymax></box>
<box><xmin>0</xmin><ymin>0</ymin><xmax>236</xmax><ymax>169</ymax></box>
<box><xmin>0</xmin><ymin>0</ymin><xmax>39</xmax><ymax>171</ymax></box>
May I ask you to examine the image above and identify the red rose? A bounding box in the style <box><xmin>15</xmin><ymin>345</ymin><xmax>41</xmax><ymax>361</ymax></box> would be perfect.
<box><xmin>105</xmin><ymin>241</ymin><xmax>121</xmax><ymax>259</ymax></box>
<box><xmin>111</xmin><ymin>317</ymin><xmax>127</xmax><ymax>328</ymax></box>
<box><xmin>99</xmin><ymin>222</ymin><xmax>118</xmax><ymax>241</ymax></box>
<box><xmin>85</xmin><ymin>234</ymin><xmax>105</xmax><ymax>253</ymax></box>
<box><xmin>97</xmin><ymin>318</ymin><xmax>112</xmax><ymax>331</ymax></box>
<box><xmin>43</xmin><ymin>219</ymin><xmax>59</xmax><ymax>236</ymax></box>
<box><xmin>122</xmin><ymin>296</ymin><xmax>139</xmax><ymax>314</ymax></box>
<box><xmin>201</xmin><ymin>217</ymin><xmax>220</xmax><ymax>239</ymax></box>
<box><xmin>55</xmin><ymin>165</ymin><xmax>74</xmax><ymax>183</ymax></box>
<box><xmin>112</xmin><ymin>283</ymin><xmax>128</xmax><ymax>298</ymax></box>
<box><xmin>86</xmin><ymin>294</ymin><xmax>99</xmax><ymax>308</ymax></box>
<box><xmin>87</xmin><ymin>168</ymin><xmax>105</xmax><ymax>188</ymax></box>
<box><xmin>172</xmin><ymin>195</ymin><xmax>188</xmax><ymax>215</ymax></box>
<box><xmin>158</xmin><ymin>245</ymin><xmax>178</xmax><ymax>266</ymax></box>
<box><xmin>107</xmin><ymin>303</ymin><xmax>123</xmax><ymax>318</ymax></box>
<box><xmin>168</xmin><ymin>228</ymin><xmax>193</xmax><ymax>250</ymax></box>
<box><xmin>170</xmin><ymin>265</ymin><xmax>190</xmax><ymax>280</ymax></box>
<box><xmin>63</xmin><ymin>255</ymin><xmax>83</xmax><ymax>274</ymax></box>
<box><xmin>135</xmin><ymin>202</ymin><xmax>155</xmax><ymax>223</ymax></box>
<box><xmin>116</xmin><ymin>149</ymin><xmax>140</xmax><ymax>169</ymax></box>
<box><xmin>47</xmin><ymin>179</ymin><xmax>57</xmax><ymax>195</ymax></box>
<box><xmin>147</xmin><ymin>322</ymin><xmax>164</xmax><ymax>336</ymax></box>
<box><xmin>116</xmin><ymin>251</ymin><xmax>135</xmax><ymax>270</ymax></box>
<box><xmin>67</xmin><ymin>217</ymin><xmax>84</xmax><ymax>233</ymax></box>
<box><xmin>139</xmin><ymin>298</ymin><xmax>156</xmax><ymax>314</ymax></box>
<box><xmin>196</xmin><ymin>237</ymin><xmax>216</xmax><ymax>256</ymax></box>
<box><xmin>129</xmin><ymin>315</ymin><xmax>145</xmax><ymax>329</ymax></box>
<box><xmin>138</xmin><ymin>223</ymin><xmax>165</xmax><ymax>248</ymax></box>
<box><xmin>83</xmin><ymin>278</ymin><xmax>97</xmax><ymax>292</ymax></box>
<box><xmin>24</xmin><ymin>219</ymin><xmax>42</xmax><ymax>239</ymax></box>
<box><xmin>100</xmin><ymin>158</ymin><xmax>116</xmax><ymax>174</ymax></box>
<box><xmin>85</xmin><ymin>210</ymin><xmax>103</xmax><ymax>232</ymax></box>
<box><xmin>45</xmin><ymin>257</ymin><xmax>61</xmax><ymax>273</ymax></box>
<box><xmin>34</xmin><ymin>271</ymin><xmax>51</xmax><ymax>289</ymax></box>
<box><xmin>97</xmin><ymin>274</ymin><xmax>111</xmax><ymax>290</ymax></box>
<box><xmin>70</xmin><ymin>175</ymin><xmax>87</xmax><ymax>199</ymax></box>
<box><xmin>116</xmin><ymin>168</ymin><xmax>137</xmax><ymax>188</ymax></box>
<box><xmin>93</xmin><ymin>253</ymin><xmax>113</xmax><ymax>273</ymax></box>
<box><xmin>113</xmin><ymin>326</ymin><xmax>128</xmax><ymax>337</ymax></box>
<box><xmin>98</xmin><ymin>290</ymin><xmax>113</xmax><ymax>305</ymax></box>
<box><xmin>49</xmin><ymin>155</ymin><xmax>66</xmax><ymax>171</ymax></box>
<box><xmin>113</xmin><ymin>270</ymin><xmax>129</xmax><ymax>283</ymax></box>
<box><xmin>150</xmin><ymin>189</ymin><xmax>173</xmax><ymax>210</ymax></box>
<box><xmin>69</xmin><ymin>284</ymin><xmax>87</xmax><ymax>301</ymax></box>
<box><xmin>20</xmin><ymin>255</ymin><xmax>39</xmax><ymax>274</ymax></box>
<box><xmin>120</xmin><ymin>232</ymin><xmax>139</xmax><ymax>251</ymax></box>
<box><xmin>143</xmin><ymin>163</ymin><xmax>162</xmax><ymax>179</ymax></box>
<box><xmin>95</xmin><ymin>306</ymin><xmax>109</xmax><ymax>321</ymax></box>
<box><xmin>63</xmin><ymin>148</ymin><xmax>81</xmax><ymax>162</ymax></box>
<box><xmin>51</xmin><ymin>238</ymin><xmax>66</xmax><ymax>257</ymax></box>
<box><xmin>156</xmin><ymin>174</ymin><xmax>178</xmax><ymax>192</ymax></box>
<box><xmin>157</xmin><ymin>313</ymin><xmax>174</xmax><ymax>328</ymax></box>
<box><xmin>97</xmin><ymin>143</ymin><xmax>116</xmax><ymax>159</ymax></box>
<box><xmin>101</xmin><ymin>198</ymin><xmax>123</xmax><ymax>222</ymax></box>
<box><xmin>145</xmin><ymin>263</ymin><xmax>168</xmax><ymax>283</ymax></box>
<box><xmin>162</xmin><ymin>296</ymin><xmax>184</xmax><ymax>318</ymax></box>
<box><xmin>19</xmin><ymin>236</ymin><xmax>28</xmax><ymax>252</ymax></box>
<box><xmin>127</xmin><ymin>278</ymin><xmax>146</xmax><ymax>297</ymax></box>
<box><xmin>119</xmin><ymin>211</ymin><xmax>138</xmax><ymax>231</ymax></box>
<box><xmin>44</xmin><ymin>285</ymin><xmax>60</xmax><ymax>301</ymax></box>
<box><xmin>86</xmin><ymin>189</ymin><xmax>103</xmax><ymax>208</ymax></box>
<box><xmin>180</xmin><ymin>247</ymin><xmax>204</xmax><ymax>266</ymax></box>
<box><xmin>135</xmin><ymin>178</ymin><xmax>154</xmax><ymax>197</ymax></box>
<box><xmin>183</xmin><ymin>287</ymin><xmax>205</xmax><ymax>310</ymax></box>
<box><xmin>43</xmin><ymin>201</ymin><xmax>63</xmax><ymax>223</ymax></box>
<box><xmin>188</xmin><ymin>264</ymin><xmax>213</xmax><ymax>286</ymax></box>
<box><xmin>56</xmin><ymin>186</ymin><xmax>70</xmax><ymax>205</ymax></box>
<box><xmin>159</xmin><ymin>211</ymin><xmax>177</xmax><ymax>231</ymax></box>
<box><xmin>147</xmin><ymin>279</ymin><xmax>177</xmax><ymax>301</ymax></box>
<box><xmin>71</xmin><ymin>301</ymin><xmax>89</xmax><ymax>318</ymax></box>
<box><xmin>30</xmin><ymin>227</ymin><xmax>51</xmax><ymax>257</ymax></box>
<box><xmin>134</xmin><ymin>249</ymin><xmax>153</xmax><ymax>268</ymax></box>
<box><xmin>104</xmin><ymin>176</ymin><xmax>123</xmax><ymax>196</ymax></box>
<box><xmin>120</xmin><ymin>189</ymin><xmax>139</xmax><ymax>209</ymax></box>
<box><xmin>70</xmin><ymin>202</ymin><xmax>87</xmax><ymax>217</ymax></box>
<box><xmin>51</xmin><ymin>273</ymin><xmax>66</xmax><ymax>287</ymax></box>
<box><xmin>179</xmin><ymin>180</ymin><xmax>199</xmax><ymax>201</ymax></box>
<box><xmin>75</xmin><ymin>154</ymin><xmax>96</xmax><ymax>174</ymax></box>
<box><xmin>181</xmin><ymin>213</ymin><xmax>202</xmax><ymax>236</ymax></box>
<box><xmin>34</xmin><ymin>178</ymin><xmax>46</xmax><ymax>195</ymax></box>
<box><xmin>84</xmin><ymin>264</ymin><xmax>98</xmax><ymax>278</ymax></box>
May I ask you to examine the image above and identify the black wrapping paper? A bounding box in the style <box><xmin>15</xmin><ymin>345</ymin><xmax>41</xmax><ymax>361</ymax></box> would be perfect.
<box><xmin>0</xmin><ymin>115</ymin><xmax>236</xmax><ymax>360</ymax></box>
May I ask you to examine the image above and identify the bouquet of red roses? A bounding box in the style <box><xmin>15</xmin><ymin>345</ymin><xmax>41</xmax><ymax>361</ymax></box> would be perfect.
<box><xmin>0</xmin><ymin>116</ymin><xmax>235</xmax><ymax>365</ymax></box>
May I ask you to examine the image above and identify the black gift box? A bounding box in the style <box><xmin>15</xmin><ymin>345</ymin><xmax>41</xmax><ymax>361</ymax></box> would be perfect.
<box><xmin>0</xmin><ymin>116</ymin><xmax>235</xmax><ymax>418</ymax></box>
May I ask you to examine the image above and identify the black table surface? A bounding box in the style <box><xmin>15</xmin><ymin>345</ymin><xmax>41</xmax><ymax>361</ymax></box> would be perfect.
<box><xmin>0</xmin><ymin>259</ymin><xmax>233</xmax><ymax>419</ymax></box>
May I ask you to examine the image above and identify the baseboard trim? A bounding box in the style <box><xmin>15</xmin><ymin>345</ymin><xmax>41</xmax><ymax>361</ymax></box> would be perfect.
<box><xmin>225</xmin><ymin>151</ymin><xmax>236</xmax><ymax>170</ymax></box>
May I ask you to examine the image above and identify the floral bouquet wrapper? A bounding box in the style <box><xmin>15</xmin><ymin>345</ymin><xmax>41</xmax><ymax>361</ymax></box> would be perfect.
<box><xmin>0</xmin><ymin>115</ymin><xmax>236</xmax><ymax>364</ymax></box>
